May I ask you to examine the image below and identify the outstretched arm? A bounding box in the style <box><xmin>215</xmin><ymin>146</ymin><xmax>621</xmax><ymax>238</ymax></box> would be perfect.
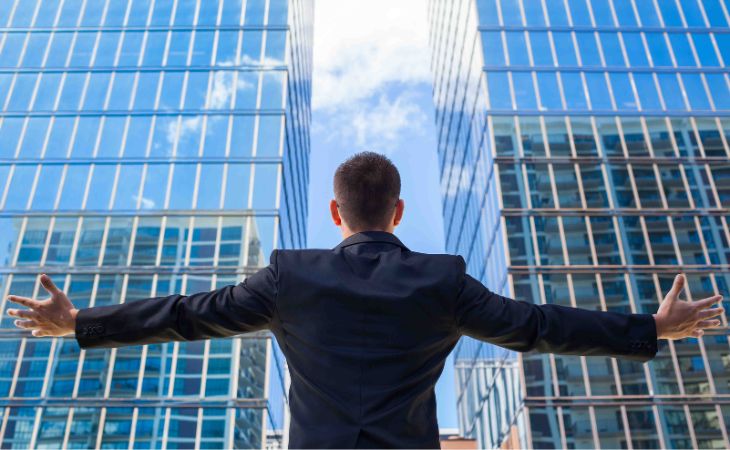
<box><xmin>456</xmin><ymin>270</ymin><xmax>723</xmax><ymax>362</ymax></box>
<box><xmin>7</xmin><ymin>254</ymin><xmax>278</xmax><ymax>349</ymax></box>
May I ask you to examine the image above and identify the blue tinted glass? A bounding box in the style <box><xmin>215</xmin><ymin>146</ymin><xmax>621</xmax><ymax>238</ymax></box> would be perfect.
<box><xmin>216</xmin><ymin>31</ymin><xmax>239</xmax><ymax>65</ymax></box>
<box><xmin>197</xmin><ymin>164</ymin><xmax>224</xmax><ymax>209</ymax></box>
<box><xmin>71</xmin><ymin>117</ymin><xmax>101</xmax><ymax>157</ymax></box>
<box><xmin>113</xmin><ymin>165</ymin><xmax>144</xmax><ymax>210</ymax></box>
<box><xmin>716</xmin><ymin>34</ymin><xmax>730</xmax><ymax>64</ymax></box>
<box><xmin>691</xmin><ymin>34</ymin><xmax>720</xmax><ymax>67</ymax></box>
<box><xmin>524</xmin><ymin>0</ymin><xmax>545</xmax><ymax>25</ymax></box>
<box><xmin>600</xmin><ymin>33</ymin><xmax>626</xmax><ymax>66</ymax></box>
<box><xmin>105</xmin><ymin>0</ymin><xmax>129</xmax><ymax>26</ymax></box>
<box><xmin>119</xmin><ymin>32</ymin><xmax>144</xmax><ymax>66</ymax></box>
<box><xmin>645</xmin><ymin>33</ymin><xmax>673</xmax><ymax>66</ymax></box>
<box><xmin>124</xmin><ymin>116</ymin><xmax>152</xmax><ymax>157</ymax></box>
<box><xmin>561</xmin><ymin>72</ymin><xmax>588</xmax><ymax>110</ymax></box>
<box><xmin>257</xmin><ymin>116</ymin><xmax>282</xmax><ymax>156</ymax></box>
<box><xmin>0</xmin><ymin>33</ymin><xmax>26</xmax><ymax>67</ymax></box>
<box><xmin>7</xmin><ymin>73</ymin><xmax>37</xmax><ymax>111</ymax></box>
<box><xmin>585</xmin><ymin>72</ymin><xmax>612</xmax><ymax>109</ymax></box>
<box><xmin>185</xmin><ymin>72</ymin><xmax>209</xmax><ymax>109</ymax></box>
<box><xmin>268</xmin><ymin>0</ymin><xmax>288</xmax><ymax>25</ymax></box>
<box><xmin>590</xmin><ymin>0</ymin><xmax>614</xmax><ymax>25</ymax></box>
<box><xmin>169</xmin><ymin>164</ymin><xmax>196</xmax><ymax>209</ymax></box>
<box><xmin>512</xmin><ymin>72</ymin><xmax>537</xmax><ymax>109</ymax></box>
<box><xmin>191</xmin><ymin>31</ymin><xmax>215</xmax><ymax>65</ymax></box>
<box><xmin>204</xmin><ymin>115</ymin><xmax>229</xmax><ymax>156</ymax></box>
<box><xmin>141</xmin><ymin>164</ymin><xmax>169</xmax><ymax>209</ymax></box>
<box><xmin>198</xmin><ymin>0</ymin><xmax>219</xmax><ymax>25</ymax></box>
<box><xmin>134</xmin><ymin>72</ymin><xmax>159</xmax><ymax>109</ymax></box>
<box><xmin>567</xmin><ymin>0</ymin><xmax>592</xmax><ymax>26</ymax></box>
<box><xmin>705</xmin><ymin>74</ymin><xmax>730</xmax><ymax>110</ymax></box>
<box><xmin>150</xmin><ymin>116</ymin><xmax>177</xmax><ymax>156</ymax></box>
<box><xmin>613</xmin><ymin>0</ymin><xmax>638</xmax><ymax>25</ymax></box>
<box><xmin>703</xmin><ymin>0</ymin><xmax>729</xmax><ymax>26</ymax></box>
<box><xmin>83</xmin><ymin>72</ymin><xmax>112</xmax><ymax>110</ymax></box>
<box><xmin>635</xmin><ymin>1</ymin><xmax>661</xmax><ymax>26</ymax></box>
<box><xmin>151</xmin><ymin>0</ymin><xmax>174</xmax><ymax>26</ymax></box>
<box><xmin>58</xmin><ymin>165</ymin><xmax>90</xmax><ymax>209</ymax></box>
<box><xmin>19</xmin><ymin>118</ymin><xmax>49</xmax><ymax>158</ymax></box>
<box><xmin>501</xmin><ymin>0</ymin><xmax>523</xmax><ymax>25</ymax></box>
<box><xmin>108</xmin><ymin>72</ymin><xmax>136</xmax><ymax>110</ymax></box>
<box><xmin>221</xmin><ymin>0</ymin><xmax>244</xmax><ymax>25</ymax></box>
<box><xmin>229</xmin><ymin>116</ymin><xmax>255</xmax><ymax>157</ymax></box>
<box><xmin>159</xmin><ymin>72</ymin><xmax>185</xmax><ymax>109</ymax></box>
<box><xmin>5</xmin><ymin>166</ymin><xmax>37</xmax><ymax>209</ymax></box>
<box><xmin>0</xmin><ymin>118</ymin><xmax>24</xmax><ymax>157</ymax></box>
<box><xmin>537</xmin><ymin>72</ymin><xmax>562</xmax><ymax>109</ymax></box>
<box><xmin>57</xmin><ymin>0</ymin><xmax>83</xmax><ymax>26</ymax></box>
<box><xmin>623</xmin><ymin>33</ymin><xmax>649</xmax><ymax>67</ymax></box>
<box><xmin>681</xmin><ymin>74</ymin><xmax>711</xmax><ymax>110</ymax></box>
<box><xmin>45</xmin><ymin>33</ymin><xmax>73</xmax><ymax>67</ymax></box>
<box><xmin>668</xmin><ymin>34</ymin><xmax>696</xmax><ymax>66</ymax></box>
<box><xmin>265</xmin><ymin>31</ymin><xmax>286</xmax><ymax>64</ymax></box>
<box><xmin>679</xmin><ymin>0</ymin><xmax>705</xmax><ymax>26</ymax></box>
<box><xmin>609</xmin><ymin>72</ymin><xmax>637</xmax><ymax>110</ymax></box>
<box><xmin>167</xmin><ymin>31</ymin><xmax>192</xmax><ymax>66</ymax></box>
<box><xmin>57</xmin><ymin>72</ymin><xmax>86</xmax><ymax>110</ymax></box>
<box><xmin>576</xmin><ymin>32</ymin><xmax>601</xmax><ymax>66</ymax></box>
<box><xmin>482</xmin><ymin>32</ymin><xmax>505</xmax><ymax>65</ymax></box>
<box><xmin>143</xmin><ymin>32</ymin><xmax>167</xmax><ymax>66</ymax></box>
<box><xmin>241</xmin><ymin>30</ymin><xmax>262</xmax><ymax>64</ymax></box>
<box><xmin>81</xmin><ymin>0</ymin><xmax>105</xmax><ymax>26</ymax></box>
<box><xmin>656</xmin><ymin>0</ymin><xmax>683</xmax><ymax>26</ymax></box>
<box><xmin>127</xmin><ymin>0</ymin><xmax>152</xmax><ymax>26</ymax></box>
<box><xmin>553</xmin><ymin>32</ymin><xmax>577</xmax><ymax>66</ymax></box>
<box><xmin>33</xmin><ymin>73</ymin><xmax>63</xmax><ymax>110</ymax></box>
<box><xmin>45</xmin><ymin>117</ymin><xmax>75</xmax><ymax>157</ymax></box>
<box><xmin>244</xmin><ymin>0</ymin><xmax>266</xmax><ymax>26</ymax></box>
<box><xmin>224</xmin><ymin>164</ymin><xmax>250</xmax><ymax>209</ymax></box>
<box><xmin>252</xmin><ymin>164</ymin><xmax>278</xmax><ymax>209</ymax></box>
<box><xmin>69</xmin><ymin>33</ymin><xmax>95</xmax><ymax>67</ymax></box>
<box><xmin>488</xmin><ymin>72</ymin><xmax>512</xmax><ymax>109</ymax></box>
<box><xmin>86</xmin><ymin>165</ymin><xmax>117</xmax><ymax>209</ymax></box>
<box><xmin>95</xmin><ymin>32</ymin><xmax>120</xmax><ymax>67</ymax></box>
<box><xmin>530</xmin><ymin>32</ymin><xmax>554</xmax><ymax>66</ymax></box>
<box><xmin>0</xmin><ymin>2</ymin><xmax>15</xmax><ymax>26</ymax></box>
<box><xmin>545</xmin><ymin>0</ymin><xmax>569</xmax><ymax>25</ymax></box>
<box><xmin>633</xmin><ymin>74</ymin><xmax>662</xmax><ymax>111</ymax></box>
<box><xmin>97</xmin><ymin>117</ymin><xmax>127</xmax><ymax>157</ymax></box>
<box><xmin>507</xmin><ymin>32</ymin><xmax>529</xmax><ymax>66</ymax></box>
<box><xmin>22</xmin><ymin>33</ymin><xmax>50</xmax><ymax>67</ymax></box>
<box><xmin>176</xmin><ymin>116</ymin><xmax>203</xmax><ymax>157</ymax></box>
<box><xmin>477</xmin><ymin>0</ymin><xmax>500</xmax><ymax>25</ymax></box>
<box><xmin>11</xmin><ymin>0</ymin><xmax>38</xmax><ymax>27</ymax></box>
<box><xmin>236</xmin><ymin>72</ymin><xmax>260</xmax><ymax>108</ymax></box>
<box><xmin>174</xmin><ymin>0</ymin><xmax>196</xmax><ymax>25</ymax></box>
<box><xmin>32</xmin><ymin>165</ymin><xmax>64</xmax><ymax>209</ymax></box>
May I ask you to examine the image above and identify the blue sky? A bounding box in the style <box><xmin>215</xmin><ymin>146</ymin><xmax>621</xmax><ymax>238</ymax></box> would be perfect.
<box><xmin>306</xmin><ymin>0</ymin><xmax>458</xmax><ymax>429</ymax></box>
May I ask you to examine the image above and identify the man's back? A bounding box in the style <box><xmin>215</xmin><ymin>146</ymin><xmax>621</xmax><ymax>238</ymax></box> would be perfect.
<box><xmin>274</xmin><ymin>232</ymin><xmax>462</xmax><ymax>448</ymax></box>
<box><xmin>73</xmin><ymin>230</ymin><xmax>659</xmax><ymax>448</ymax></box>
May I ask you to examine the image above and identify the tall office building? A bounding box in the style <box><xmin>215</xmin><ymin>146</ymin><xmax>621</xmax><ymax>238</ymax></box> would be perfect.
<box><xmin>428</xmin><ymin>0</ymin><xmax>730</xmax><ymax>448</ymax></box>
<box><xmin>0</xmin><ymin>0</ymin><xmax>311</xmax><ymax>448</ymax></box>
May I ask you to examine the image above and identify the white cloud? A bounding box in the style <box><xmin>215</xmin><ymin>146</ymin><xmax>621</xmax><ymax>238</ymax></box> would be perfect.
<box><xmin>312</xmin><ymin>0</ymin><xmax>432</xmax><ymax>111</ymax></box>
<box><xmin>134</xmin><ymin>195</ymin><xmax>156</xmax><ymax>209</ymax></box>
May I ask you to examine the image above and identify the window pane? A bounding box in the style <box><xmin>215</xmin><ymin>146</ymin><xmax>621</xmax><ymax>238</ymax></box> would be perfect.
<box><xmin>85</xmin><ymin>165</ymin><xmax>117</xmax><ymax>210</ymax></box>
<box><xmin>58</xmin><ymin>165</ymin><xmax>90</xmax><ymax>209</ymax></box>
<box><xmin>224</xmin><ymin>164</ymin><xmax>251</xmax><ymax>209</ymax></box>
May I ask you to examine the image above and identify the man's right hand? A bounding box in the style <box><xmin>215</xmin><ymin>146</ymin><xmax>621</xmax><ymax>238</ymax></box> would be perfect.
<box><xmin>6</xmin><ymin>274</ymin><xmax>78</xmax><ymax>337</ymax></box>
<box><xmin>654</xmin><ymin>274</ymin><xmax>724</xmax><ymax>340</ymax></box>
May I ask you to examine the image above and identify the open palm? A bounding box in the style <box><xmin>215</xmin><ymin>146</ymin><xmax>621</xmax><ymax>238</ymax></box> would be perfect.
<box><xmin>654</xmin><ymin>274</ymin><xmax>725</xmax><ymax>340</ymax></box>
<box><xmin>6</xmin><ymin>274</ymin><xmax>78</xmax><ymax>337</ymax></box>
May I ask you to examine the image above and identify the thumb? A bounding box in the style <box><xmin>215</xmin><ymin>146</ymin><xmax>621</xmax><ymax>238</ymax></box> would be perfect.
<box><xmin>40</xmin><ymin>274</ymin><xmax>61</xmax><ymax>296</ymax></box>
<box><xmin>667</xmin><ymin>274</ymin><xmax>685</xmax><ymax>300</ymax></box>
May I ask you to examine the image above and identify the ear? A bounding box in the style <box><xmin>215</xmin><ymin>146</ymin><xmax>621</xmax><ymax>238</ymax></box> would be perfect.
<box><xmin>330</xmin><ymin>199</ymin><xmax>342</xmax><ymax>226</ymax></box>
<box><xmin>393</xmin><ymin>199</ymin><xmax>405</xmax><ymax>226</ymax></box>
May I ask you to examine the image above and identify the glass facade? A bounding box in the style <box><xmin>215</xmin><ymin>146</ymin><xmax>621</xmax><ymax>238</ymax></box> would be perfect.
<box><xmin>0</xmin><ymin>0</ymin><xmax>311</xmax><ymax>448</ymax></box>
<box><xmin>428</xmin><ymin>0</ymin><xmax>730</xmax><ymax>448</ymax></box>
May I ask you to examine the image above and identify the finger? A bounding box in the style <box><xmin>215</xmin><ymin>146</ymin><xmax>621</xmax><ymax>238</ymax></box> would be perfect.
<box><xmin>696</xmin><ymin>319</ymin><xmax>722</xmax><ymax>329</ymax></box>
<box><xmin>693</xmin><ymin>295</ymin><xmax>723</xmax><ymax>310</ymax></box>
<box><xmin>7</xmin><ymin>295</ymin><xmax>40</xmax><ymax>309</ymax></box>
<box><xmin>690</xmin><ymin>329</ymin><xmax>704</xmax><ymax>338</ymax></box>
<box><xmin>667</xmin><ymin>274</ymin><xmax>685</xmax><ymax>300</ymax></box>
<box><xmin>697</xmin><ymin>307</ymin><xmax>725</xmax><ymax>320</ymax></box>
<box><xmin>6</xmin><ymin>309</ymin><xmax>40</xmax><ymax>320</ymax></box>
<box><xmin>14</xmin><ymin>319</ymin><xmax>38</xmax><ymax>330</ymax></box>
<box><xmin>31</xmin><ymin>330</ymin><xmax>48</xmax><ymax>337</ymax></box>
<box><xmin>40</xmin><ymin>274</ymin><xmax>61</xmax><ymax>296</ymax></box>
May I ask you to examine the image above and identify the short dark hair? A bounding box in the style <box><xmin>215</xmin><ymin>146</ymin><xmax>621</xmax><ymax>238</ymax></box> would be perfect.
<box><xmin>333</xmin><ymin>152</ymin><xmax>401</xmax><ymax>230</ymax></box>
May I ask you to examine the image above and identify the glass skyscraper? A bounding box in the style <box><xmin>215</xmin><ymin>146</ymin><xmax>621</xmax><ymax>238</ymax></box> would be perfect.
<box><xmin>428</xmin><ymin>0</ymin><xmax>730</xmax><ymax>448</ymax></box>
<box><xmin>0</xmin><ymin>0</ymin><xmax>311</xmax><ymax>448</ymax></box>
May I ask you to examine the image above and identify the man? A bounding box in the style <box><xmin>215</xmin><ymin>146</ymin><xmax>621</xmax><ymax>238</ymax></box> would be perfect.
<box><xmin>6</xmin><ymin>152</ymin><xmax>725</xmax><ymax>449</ymax></box>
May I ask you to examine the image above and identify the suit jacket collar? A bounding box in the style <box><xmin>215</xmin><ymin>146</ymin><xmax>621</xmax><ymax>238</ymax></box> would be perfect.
<box><xmin>334</xmin><ymin>231</ymin><xmax>409</xmax><ymax>251</ymax></box>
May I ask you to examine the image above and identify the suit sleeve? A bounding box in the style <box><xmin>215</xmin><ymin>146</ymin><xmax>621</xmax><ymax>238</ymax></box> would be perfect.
<box><xmin>454</xmin><ymin>260</ymin><xmax>658</xmax><ymax>362</ymax></box>
<box><xmin>75</xmin><ymin>251</ymin><xmax>279</xmax><ymax>349</ymax></box>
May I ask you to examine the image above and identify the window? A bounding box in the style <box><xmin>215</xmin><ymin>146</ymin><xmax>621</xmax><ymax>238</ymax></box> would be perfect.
<box><xmin>482</xmin><ymin>32</ymin><xmax>505</xmax><ymax>66</ymax></box>
<box><xmin>83</xmin><ymin>72</ymin><xmax>112</xmax><ymax>110</ymax></box>
<box><xmin>506</xmin><ymin>32</ymin><xmax>529</xmax><ymax>66</ymax></box>
<box><xmin>691</xmin><ymin>34</ymin><xmax>720</xmax><ymax>67</ymax></box>
<box><xmin>622</xmin><ymin>33</ymin><xmax>649</xmax><ymax>67</ymax></box>
<box><xmin>85</xmin><ymin>165</ymin><xmax>117</xmax><ymax>210</ymax></box>
<box><xmin>487</xmin><ymin>72</ymin><xmax>512</xmax><ymax>109</ymax></box>
<box><xmin>113</xmin><ymin>165</ymin><xmax>144</xmax><ymax>210</ymax></box>
<box><xmin>668</xmin><ymin>34</ymin><xmax>697</xmax><ymax>66</ymax></box>
<box><xmin>224</xmin><ymin>164</ymin><xmax>251</xmax><ymax>209</ymax></box>
<box><xmin>553</xmin><ymin>32</ymin><xmax>577</xmax><ymax>66</ymax></box>
<box><xmin>656</xmin><ymin>74</ymin><xmax>687</xmax><ymax>110</ymax></box>
<box><xmin>681</xmin><ymin>74</ymin><xmax>711</xmax><ymax>110</ymax></box>
<box><xmin>645</xmin><ymin>33</ymin><xmax>673</xmax><ymax>67</ymax></box>
<box><xmin>561</xmin><ymin>73</ymin><xmax>588</xmax><ymax>110</ymax></box>
<box><xmin>31</xmin><ymin>165</ymin><xmax>64</xmax><ymax>209</ymax></box>
<box><xmin>529</xmin><ymin>32</ymin><xmax>554</xmax><ymax>66</ymax></box>
<box><xmin>633</xmin><ymin>74</ymin><xmax>662</xmax><ymax>111</ymax></box>
<box><xmin>599</xmin><ymin>32</ymin><xmax>626</xmax><ymax>66</ymax></box>
<box><xmin>609</xmin><ymin>72</ymin><xmax>637</xmax><ymax>110</ymax></box>
<box><xmin>537</xmin><ymin>71</ymin><xmax>562</xmax><ymax>110</ymax></box>
<box><xmin>585</xmin><ymin>72</ymin><xmax>612</xmax><ymax>110</ymax></box>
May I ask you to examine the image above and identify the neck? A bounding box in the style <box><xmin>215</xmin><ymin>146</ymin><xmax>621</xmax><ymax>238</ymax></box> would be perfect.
<box><xmin>340</xmin><ymin>228</ymin><xmax>393</xmax><ymax>240</ymax></box>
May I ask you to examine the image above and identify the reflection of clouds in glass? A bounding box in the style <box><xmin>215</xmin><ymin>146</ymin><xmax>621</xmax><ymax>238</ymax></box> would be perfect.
<box><xmin>133</xmin><ymin>195</ymin><xmax>156</xmax><ymax>209</ymax></box>
<box><xmin>165</xmin><ymin>116</ymin><xmax>202</xmax><ymax>150</ymax></box>
<box><xmin>208</xmin><ymin>71</ymin><xmax>256</xmax><ymax>109</ymax></box>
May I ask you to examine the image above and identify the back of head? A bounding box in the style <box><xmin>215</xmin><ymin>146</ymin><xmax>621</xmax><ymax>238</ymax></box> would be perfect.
<box><xmin>333</xmin><ymin>152</ymin><xmax>401</xmax><ymax>231</ymax></box>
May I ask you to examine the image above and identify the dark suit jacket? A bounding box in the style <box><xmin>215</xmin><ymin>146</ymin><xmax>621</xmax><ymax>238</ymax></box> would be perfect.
<box><xmin>76</xmin><ymin>231</ymin><xmax>658</xmax><ymax>448</ymax></box>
